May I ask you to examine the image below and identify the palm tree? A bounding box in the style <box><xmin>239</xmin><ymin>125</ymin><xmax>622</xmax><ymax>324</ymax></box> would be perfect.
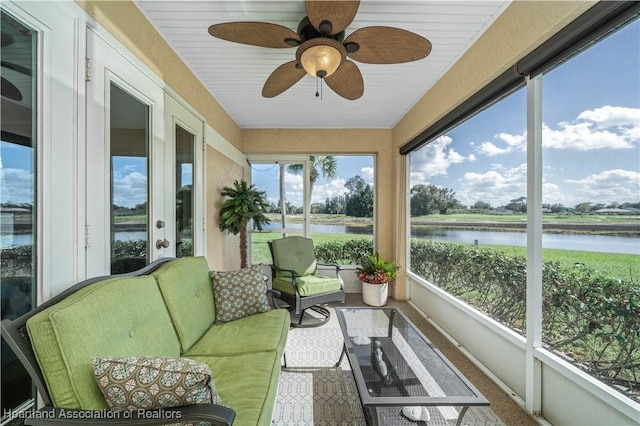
<box><xmin>218</xmin><ymin>180</ymin><xmax>270</xmax><ymax>268</ymax></box>
<box><xmin>287</xmin><ymin>155</ymin><xmax>338</xmax><ymax>202</ymax></box>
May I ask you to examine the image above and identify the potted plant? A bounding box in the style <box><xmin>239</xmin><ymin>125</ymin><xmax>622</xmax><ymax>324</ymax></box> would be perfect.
<box><xmin>356</xmin><ymin>252</ymin><xmax>398</xmax><ymax>306</ymax></box>
<box><xmin>218</xmin><ymin>179</ymin><xmax>270</xmax><ymax>268</ymax></box>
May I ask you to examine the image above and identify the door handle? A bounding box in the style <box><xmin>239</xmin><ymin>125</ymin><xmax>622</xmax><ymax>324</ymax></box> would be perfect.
<box><xmin>156</xmin><ymin>239</ymin><xmax>170</xmax><ymax>249</ymax></box>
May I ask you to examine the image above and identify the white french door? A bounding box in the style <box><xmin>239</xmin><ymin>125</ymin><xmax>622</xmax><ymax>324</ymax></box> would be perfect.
<box><xmin>164</xmin><ymin>91</ymin><xmax>205</xmax><ymax>257</ymax></box>
<box><xmin>85</xmin><ymin>28</ymin><xmax>172</xmax><ymax>277</ymax></box>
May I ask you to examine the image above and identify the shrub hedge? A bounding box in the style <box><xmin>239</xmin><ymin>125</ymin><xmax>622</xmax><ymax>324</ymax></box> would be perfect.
<box><xmin>410</xmin><ymin>239</ymin><xmax>639</xmax><ymax>398</ymax></box>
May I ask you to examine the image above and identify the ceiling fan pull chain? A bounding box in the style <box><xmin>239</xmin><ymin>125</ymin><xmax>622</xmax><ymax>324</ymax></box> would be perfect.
<box><xmin>315</xmin><ymin>76</ymin><xmax>320</xmax><ymax>98</ymax></box>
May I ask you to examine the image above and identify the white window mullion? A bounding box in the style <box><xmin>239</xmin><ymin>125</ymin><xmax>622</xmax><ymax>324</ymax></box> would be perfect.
<box><xmin>525</xmin><ymin>74</ymin><xmax>543</xmax><ymax>415</ymax></box>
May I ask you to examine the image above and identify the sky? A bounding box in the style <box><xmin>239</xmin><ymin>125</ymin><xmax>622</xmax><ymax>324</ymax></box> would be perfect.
<box><xmin>250</xmin><ymin>156</ymin><xmax>374</xmax><ymax>208</ymax></box>
<box><xmin>409</xmin><ymin>19</ymin><xmax>640</xmax><ymax>209</ymax></box>
<box><xmin>1</xmin><ymin>19</ymin><xmax>638</xmax><ymax>211</ymax></box>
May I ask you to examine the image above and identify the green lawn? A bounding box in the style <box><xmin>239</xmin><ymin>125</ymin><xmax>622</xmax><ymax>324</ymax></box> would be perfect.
<box><xmin>473</xmin><ymin>243</ymin><xmax>639</xmax><ymax>280</ymax></box>
<box><xmin>113</xmin><ymin>214</ymin><xmax>146</xmax><ymax>223</ymax></box>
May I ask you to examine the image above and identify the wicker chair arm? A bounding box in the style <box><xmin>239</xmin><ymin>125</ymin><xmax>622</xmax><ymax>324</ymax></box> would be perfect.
<box><xmin>317</xmin><ymin>263</ymin><xmax>343</xmax><ymax>271</ymax></box>
<box><xmin>267</xmin><ymin>288</ymin><xmax>282</xmax><ymax>298</ymax></box>
<box><xmin>269</xmin><ymin>264</ymin><xmax>299</xmax><ymax>277</ymax></box>
<box><xmin>25</xmin><ymin>405</ymin><xmax>235</xmax><ymax>426</ymax></box>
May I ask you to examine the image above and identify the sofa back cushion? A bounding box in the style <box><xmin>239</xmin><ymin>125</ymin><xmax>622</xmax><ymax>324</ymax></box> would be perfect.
<box><xmin>27</xmin><ymin>276</ymin><xmax>180</xmax><ymax>410</ymax></box>
<box><xmin>151</xmin><ymin>257</ymin><xmax>215</xmax><ymax>352</ymax></box>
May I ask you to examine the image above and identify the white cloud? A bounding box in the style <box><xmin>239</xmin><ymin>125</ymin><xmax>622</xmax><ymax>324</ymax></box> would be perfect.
<box><xmin>360</xmin><ymin>167</ymin><xmax>374</xmax><ymax>183</ymax></box>
<box><xmin>112</xmin><ymin>171</ymin><xmax>147</xmax><ymax>208</ymax></box>
<box><xmin>542</xmin><ymin>121</ymin><xmax>634</xmax><ymax>150</ymax></box>
<box><xmin>566</xmin><ymin>169</ymin><xmax>640</xmax><ymax>203</ymax></box>
<box><xmin>478</xmin><ymin>106</ymin><xmax>640</xmax><ymax>156</ymax></box>
<box><xmin>577</xmin><ymin>105</ymin><xmax>640</xmax><ymax>129</ymax></box>
<box><xmin>456</xmin><ymin>164</ymin><xmax>527</xmax><ymax>207</ymax></box>
<box><xmin>282</xmin><ymin>172</ymin><xmax>304</xmax><ymax>206</ymax></box>
<box><xmin>311</xmin><ymin>178</ymin><xmax>347</xmax><ymax>204</ymax></box>
<box><xmin>478</xmin><ymin>141</ymin><xmax>511</xmax><ymax>157</ymax></box>
<box><xmin>1</xmin><ymin>167</ymin><xmax>34</xmax><ymax>204</ymax></box>
<box><xmin>499</xmin><ymin>132</ymin><xmax>526</xmax><ymax>147</ymax></box>
<box><xmin>411</xmin><ymin>135</ymin><xmax>475</xmax><ymax>181</ymax></box>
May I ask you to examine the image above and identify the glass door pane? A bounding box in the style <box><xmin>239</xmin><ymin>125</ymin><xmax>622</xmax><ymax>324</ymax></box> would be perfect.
<box><xmin>110</xmin><ymin>84</ymin><xmax>149</xmax><ymax>274</ymax></box>
<box><xmin>0</xmin><ymin>10</ymin><xmax>37</xmax><ymax>415</ymax></box>
<box><xmin>175</xmin><ymin>124</ymin><xmax>194</xmax><ymax>257</ymax></box>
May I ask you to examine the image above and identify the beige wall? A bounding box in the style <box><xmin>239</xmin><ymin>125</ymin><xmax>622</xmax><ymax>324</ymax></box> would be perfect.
<box><xmin>206</xmin><ymin>146</ymin><xmax>245</xmax><ymax>270</ymax></box>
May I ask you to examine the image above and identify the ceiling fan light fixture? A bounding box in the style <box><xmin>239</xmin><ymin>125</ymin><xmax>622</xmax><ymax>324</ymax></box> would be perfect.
<box><xmin>301</xmin><ymin>45</ymin><xmax>341</xmax><ymax>77</ymax></box>
<box><xmin>296</xmin><ymin>38</ymin><xmax>346</xmax><ymax>78</ymax></box>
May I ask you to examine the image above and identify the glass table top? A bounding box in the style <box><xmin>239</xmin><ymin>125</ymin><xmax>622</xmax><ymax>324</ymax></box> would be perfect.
<box><xmin>335</xmin><ymin>307</ymin><xmax>489</xmax><ymax>407</ymax></box>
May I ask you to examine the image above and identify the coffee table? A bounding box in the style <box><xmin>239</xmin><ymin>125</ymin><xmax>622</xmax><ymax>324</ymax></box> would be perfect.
<box><xmin>335</xmin><ymin>307</ymin><xmax>489</xmax><ymax>426</ymax></box>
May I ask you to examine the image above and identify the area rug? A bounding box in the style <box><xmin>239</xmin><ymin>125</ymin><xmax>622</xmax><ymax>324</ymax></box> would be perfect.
<box><xmin>272</xmin><ymin>308</ymin><xmax>506</xmax><ymax>426</ymax></box>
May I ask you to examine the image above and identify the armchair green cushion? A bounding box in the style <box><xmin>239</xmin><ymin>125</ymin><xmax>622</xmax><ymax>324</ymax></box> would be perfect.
<box><xmin>270</xmin><ymin>236</ymin><xmax>317</xmax><ymax>278</ymax></box>
<box><xmin>273</xmin><ymin>275</ymin><xmax>342</xmax><ymax>296</ymax></box>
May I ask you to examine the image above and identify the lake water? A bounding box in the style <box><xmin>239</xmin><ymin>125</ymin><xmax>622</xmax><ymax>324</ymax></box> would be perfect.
<box><xmin>263</xmin><ymin>223</ymin><xmax>639</xmax><ymax>255</ymax></box>
<box><xmin>3</xmin><ymin>226</ymin><xmax>638</xmax><ymax>255</ymax></box>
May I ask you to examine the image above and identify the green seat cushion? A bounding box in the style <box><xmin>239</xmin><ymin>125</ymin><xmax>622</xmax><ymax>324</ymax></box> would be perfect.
<box><xmin>187</xmin><ymin>352</ymin><xmax>281</xmax><ymax>426</ymax></box>
<box><xmin>27</xmin><ymin>276</ymin><xmax>180</xmax><ymax>410</ymax></box>
<box><xmin>273</xmin><ymin>274</ymin><xmax>342</xmax><ymax>296</ymax></box>
<box><xmin>151</xmin><ymin>257</ymin><xmax>215</xmax><ymax>352</ymax></box>
<box><xmin>184</xmin><ymin>309</ymin><xmax>289</xmax><ymax>357</ymax></box>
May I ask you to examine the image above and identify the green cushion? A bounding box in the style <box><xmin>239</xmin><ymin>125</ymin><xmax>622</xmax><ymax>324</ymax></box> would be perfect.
<box><xmin>187</xmin><ymin>352</ymin><xmax>281</xmax><ymax>426</ymax></box>
<box><xmin>184</xmin><ymin>309</ymin><xmax>289</xmax><ymax>357</ymax></box>
<box><xmin>151</xmin><ymin>257</ymin><xmax>215</xmax><ymax>352</ymax></box>
<box><xmin>273</xmin><ymin>274</ymin><xmax>342</xmax><ymax>296</ymax></box>
<box><xmin>270</xmin><ymin>236</ymin><xmax>317</xmax><ymax>278</ymax></box>
<box><xmin>27</xmin><ymin>276</ymin><xmax>180</xmax><ymax>410</ymax></box>
<box><xmin>93</xmin><ymin>356</ymin><xmax>222</xmax><ymax>410</ymax></box>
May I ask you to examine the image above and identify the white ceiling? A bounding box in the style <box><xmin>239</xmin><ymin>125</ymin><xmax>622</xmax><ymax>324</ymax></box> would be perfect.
<box><xmin>134</xmin><ymin>0</ymin><xmax>510</xmax><ymax>129</ymax></box>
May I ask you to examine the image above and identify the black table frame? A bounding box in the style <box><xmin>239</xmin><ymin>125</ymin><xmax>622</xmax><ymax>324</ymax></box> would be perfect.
<box><xmin>335</xmin><ymin>307</ymin><xmax>489</xmax><ymax>426</ymax></box>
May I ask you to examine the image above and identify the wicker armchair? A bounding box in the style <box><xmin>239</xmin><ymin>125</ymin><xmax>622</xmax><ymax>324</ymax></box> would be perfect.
<box><xmin>268</xmin><ymin>236</ymin><xmax>344</xmax><ymax>327</ymax></box>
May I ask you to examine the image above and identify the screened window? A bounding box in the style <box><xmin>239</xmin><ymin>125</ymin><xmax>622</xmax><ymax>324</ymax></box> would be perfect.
<box><xmin>409</xmin><ymin>87</ymin><xmax>528</xmax><ymax>331</ymax></box>
<box><xmin>407</xmin><ymin>12</ymin><xmax>639</xmax><ymax>401</ymax></box>
<box><xmin>250</xmin><ymin>155</ymin><xmax>375</xmax><ymax>265</ymax></box>
<box><xmin>540</xmin><ymin>17</ymin><xmax>639</xmax><ymax>400</ymax></box>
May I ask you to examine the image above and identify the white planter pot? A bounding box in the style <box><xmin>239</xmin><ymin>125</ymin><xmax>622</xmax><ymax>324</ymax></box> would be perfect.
<box><xmin>362</xmin><ymin>281</ymin><xmax>388</xmax><ymax>306</ymax></box>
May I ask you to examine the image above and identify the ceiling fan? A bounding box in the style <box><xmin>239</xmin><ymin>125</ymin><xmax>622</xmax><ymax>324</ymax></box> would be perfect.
<box><xmin>207</xmin><ymin>0</ymin><xmax>432</xmax><ymax>100</ymax></box>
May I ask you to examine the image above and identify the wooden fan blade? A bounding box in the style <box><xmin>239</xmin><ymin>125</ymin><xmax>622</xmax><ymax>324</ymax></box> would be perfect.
<box><xmin>324</xmin><ymin>60</ymin><xmax>363</xmax><ymax>100</ymax></box>
<box><xmin>344</xmin><ymin>26</ymin><xmax>432</xmax><ymax>64</ymax></box>
<box><xmin>208</xmin><ymin>22</ymin><xmax>300</xmax><ymax>48</ymax></box>
<box><xmin>1</xmin><ymin>77</ymin><xmax>22</xmax><ymax>101</ymax></box>
<box><xmin>262</xmin><ymin>61</ymin><xmax>307</xmax><ymax>98</ymax></box>
<box><xmin>305</xmin><ymin>0</ymin><xmax>360</xmax><ymax>35</ymax></box>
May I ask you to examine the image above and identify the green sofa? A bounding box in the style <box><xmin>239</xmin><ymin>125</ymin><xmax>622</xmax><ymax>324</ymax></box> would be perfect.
<box><xmin>2</xmin><ymin>257</ymin><xmax>289</xmax><ymax>426</ymax></box>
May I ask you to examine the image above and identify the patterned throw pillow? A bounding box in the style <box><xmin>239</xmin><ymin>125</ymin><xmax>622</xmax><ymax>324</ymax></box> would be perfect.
<box><xmin>92</xmin><ymin>356</ymin><xmax>223</xmax><ymax>411</ymax></box>
<box><xmin>210</xmin><ymin>264</ymin><xmax>270</xmax><ymax>323</ymax></box>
